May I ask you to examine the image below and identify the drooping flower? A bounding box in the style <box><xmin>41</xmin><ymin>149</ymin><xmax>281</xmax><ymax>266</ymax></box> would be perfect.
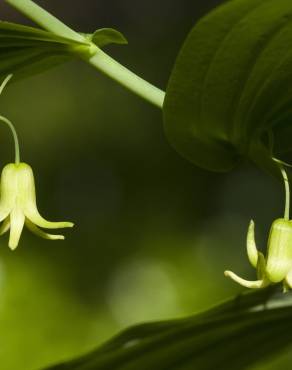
<box><xmin>224</xmin><ymin>219</ymin><xmax>292</xmax><ymax>291</ymax></box>
<box><xmin>225</xmin><ymin>161</ymin><xmax>292</xmax><ymax>292</ymax></box>
<box><xmin>0</xmin><ymin>162</ymin><xmax>73</xmax><ymax>250</ymax></box>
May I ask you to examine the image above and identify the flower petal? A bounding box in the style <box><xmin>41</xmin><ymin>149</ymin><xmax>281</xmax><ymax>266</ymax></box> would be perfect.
<box><xmin>24</xmin><ymin>206</ymin><xmax>74</xmax><ymax>229</ymax></box>
<box><xmin>256</xmin><ymin>252</ymin><xmax>267</xmax><ymax>280</ymax></box>
<box><xmin>0</xmin><ymin>207</ymin><xmax>11</xmax><ymax>223</ymax></box>
<box><xmin>0</xmin><ymin>163</ymin><xmax>18</xmax><ymax>213</ymax></box>
<box><xmin>224</xmin><ymin>270</ymin><xmax>269</xmax><ymax>289</ymax></box>
<box><xmin>9</xmin><ymin>207</ymin><xmax>25</xmax><ymax>250</ymax></box>
<box><xmin>265</xmin><ymin>219</ymin><xmax>292</xmax><ymax>283</ymax></box>
<box><xmin>25</xmin><ymin>219</ymin><xmax>65</xmax><ymax>240</ymax></box>
<box><xmin>247</xmin><ymin>220</ymin><xmax>258</xmax><ymax>268</ymax></box>
<box><xmin>0</xmin><ymin>218</ymin><xmax>10</xmax><ymax>235</ymax></box>
<box><xmin>285</xmin><ymin>268</ymin><xmax>292</xmax><ymax>290</ymax></box>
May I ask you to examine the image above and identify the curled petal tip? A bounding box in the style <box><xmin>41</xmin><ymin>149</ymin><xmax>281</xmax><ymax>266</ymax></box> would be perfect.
<box><xmin>224</xmin><ymin>269</ymin><xmax>267</xmax><ymax>289</ymax></box>
<box><xmin>24</xmin><ymin>206</ymin><xmax>74</xmax><ymax>229</ymax></box>
<box><xmin>25</xmin><ymin>220</ymin><xmax>66</xmax><ymax>240</ymax></box>
<box><xmin>48</xmin><ymin>234</ymin><xmax>65</xmax><ymax>240</ymax></box>
<box><xmin>54</xmin><ymin>221</ymin><xmax>74</xmax><ymax>229</ymax></box>
<box><xmin>247</xmin><ymin>219</ymin><xmax>258</xmax><ymax>268</ymax></box>
<box><xmin>56</xmin><ymin>221</ymin><xmax>74</xmax><ymax>228</ymax></box>
<box><xmin>8</xmin><ymin>242</ymin><xmax>18</xmax><ymax>251</ymax></box>
<box><xmin>0</xmin><ymin>219</ymin><xmax>10</xmax><ymax>236</ymax></box>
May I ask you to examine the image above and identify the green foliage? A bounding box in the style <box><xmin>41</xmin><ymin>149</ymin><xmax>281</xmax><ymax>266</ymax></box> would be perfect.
<box><xmin>164</xmin><ymin>0</ymin><xmax>292</xmax><ymax>174</ymax></box>
<box><xmin>45</xmin><ymin>288</ymin><xmax>292</xmax><ymax>370</ymax></box>
<box><xmin>0</xmin><ymin>21</ymin><xmax>127</xmax><ymax>81</ymax></box>
<box><xmin>3</xmin><ymin>1</ymin><xmax>292</xmax><ymax>370</ymax></box>
<box><xmin>89</xmin><ymin>29</ymin><xmax>128</xmax><ymax>48</ymax></box>
<box><xmin>0</xmin><ymin>21</ymin><xmax>76</xmax><ymax>80</ymax></box>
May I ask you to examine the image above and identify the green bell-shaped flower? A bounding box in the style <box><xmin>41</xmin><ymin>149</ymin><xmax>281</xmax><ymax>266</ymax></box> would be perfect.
<box><xmin>0</xmin><ymin>75</ymin><xmax>74</xmax><ymax>250</ymax></box>
<box><xmin>225</xmin><ymin>219</ymin><xmax>292</xmax><ymax>291</ymax></box>
<box><xmin>225</xmin><ymin>161</ymin><xmax>292</xmax><ymax>292</ymax></box>
<box><xmin>0</xmin><ymin>162</ymin><xmax>73</xmax><ymax>250</ymax></box>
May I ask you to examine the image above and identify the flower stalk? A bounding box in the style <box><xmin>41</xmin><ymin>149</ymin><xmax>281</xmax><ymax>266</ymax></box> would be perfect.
<box><xmin>0</xmin><ymin>75</ymin><xmax>74</xmax><ymax>250</ymax></box>
<box><xmin>0</xmin><ymin>75</ymin><xmax>20</xmax><ymax>164</ymax></box>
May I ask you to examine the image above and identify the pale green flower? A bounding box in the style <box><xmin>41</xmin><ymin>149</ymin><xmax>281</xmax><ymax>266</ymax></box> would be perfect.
<box><xmin>224</xmin><ymin>219</ymin><xmax>292</xmax><ymax>291</ymax></box>
<box><xmin>0</xmin><ymin>162</ymin><xmax>73</xmax><ymax>250</ymax></box>
<box><xmin>225</xmin><ymin>161</ymin><xmax>292</xmax><ymax>292</ymax></box>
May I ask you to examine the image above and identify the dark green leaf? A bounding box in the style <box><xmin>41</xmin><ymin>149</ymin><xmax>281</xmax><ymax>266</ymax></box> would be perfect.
<box><xmin>163</xmin><ymin>0</ymin><xmax>292</xmax><ymax>174</ymax></box>
<box><xmin>0</xmin><ymin>21</ymin><xmax>128</xmax><ymax>81</ymax></box>
<box><xmin>45</xmin><ymin>287</ymin><xmax>292</xmax><ymax>370</ymax></box>
<box><xmin>0</xmin><ymin>21</ymin><xmax>80</xmax><ymax>43</ymax></box>
<box><xmin>90</xmin><ymin>28</ymin><xmax>128</xmax><ymax>48</ymax></box>
<box><xmin>0</xmin><ymin>21</ymin><xmax>85</xmax><ymax>80</ymax></box>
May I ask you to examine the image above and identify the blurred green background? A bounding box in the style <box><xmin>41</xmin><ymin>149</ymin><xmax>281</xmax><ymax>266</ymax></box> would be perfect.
<box><xmin>0</xmin><ymin>0</ymin><xmax>291</xmax><ymax>369</ymax></box>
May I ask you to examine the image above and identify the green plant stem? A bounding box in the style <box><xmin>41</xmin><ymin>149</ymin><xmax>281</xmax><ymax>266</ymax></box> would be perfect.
<box><xmin>280</xmin><ymin>165</ymin><xmax>290</xmax><ymax>220</ymax></box>
<box><xmin>5</xmin><ymin>0</ymin><xmax>85</xmax><ymax>43</ymax></box>
<box><xmin>273</xmin><ymin>158</ymin><xmax>291</xmax><ymax>220</ymax></box>
<box><xmin>87</xmin><ymin>50</ymin><xmax>165</xmax><ymax>108</ymax></box>
<box><xmin>6</xmin><ymin>0</ymin><xmax>166</xmax><ymax>108</ymax></box>
<box><xmin>0</xmin><ymin>115</ymin><xmax>20</xmax><ymax>164</ymax></box>
<box><xmin>0</xmin><ymin>75</ymin><xmax>20</xmax><ymax>164</ymax></box>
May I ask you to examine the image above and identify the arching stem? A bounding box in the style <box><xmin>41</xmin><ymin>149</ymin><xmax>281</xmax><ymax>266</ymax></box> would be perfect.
<box><xmin>6</xmin><ymin>0</ymin><xmax>165</xmax><ymax>108</ymax></box>
<box><xmin>5</xmin><ymin>0</ymin><xmax>84</xmax><ymax>43</ymax></box>
<box><xmin>280</xmin><ymin>165</ymin><xmax>290</xmax><ymax>220</ymax></box>
<box><xmin>273</xmin><ymin>158</ymin><xmax>290</xmax><ymax>220</ymax></box>
<box><xmin>87</xmin><ymin>51</ymin><xmax>165</xmax><ymax>108</ymax></box>
<box><xmin>0</xmin><ymin>75</ymin><xmax>20</xmax><ymax>164</ymax></box>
